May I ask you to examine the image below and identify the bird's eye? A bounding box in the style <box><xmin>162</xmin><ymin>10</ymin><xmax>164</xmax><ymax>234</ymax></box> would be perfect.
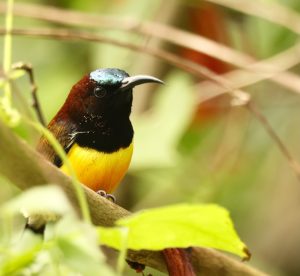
<box><xmin>94</xmin><ymin>87</ymin><xmax>107</xmax><ymax>98</ymax></box>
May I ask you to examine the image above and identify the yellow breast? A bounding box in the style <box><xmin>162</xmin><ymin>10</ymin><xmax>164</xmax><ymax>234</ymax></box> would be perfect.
<box><xmin>60</xmin><ymin>143</ymin><xmax>133</xmax><ymax>193</ymax></box>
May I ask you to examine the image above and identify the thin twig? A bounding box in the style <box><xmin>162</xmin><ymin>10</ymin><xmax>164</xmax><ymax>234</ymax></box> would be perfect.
<box><xmin>246</xmin><ymin>101</ymin><xmax>300</xmax><ymax>182</ymax></box>
<box><xmin>0</xmin><ymin>27</ymin><xmax>293</xmax><ymax>98</ymax></box>
<box><xmin>0</xmin><ymin>27</ymin><xmax>226</xmax><ymax>82</ymax></box>
<box><xmin>196</xmin><ymin>41</ymin><xmax>300</xmax><ymax>101</ymax></box>
<box><xmin>1</xmin><ymin>2</ymin><xmax>300</xmax><ymax>96</ymax></box>
<box><xmin>12</xmin><ymin>62</ymin><xmax>46</xmax><ymax>126</ymax></box>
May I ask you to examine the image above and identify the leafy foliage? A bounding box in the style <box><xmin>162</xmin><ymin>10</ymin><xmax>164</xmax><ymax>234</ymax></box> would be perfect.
<box><xmin>98</xmin><ymin>204</ymin><xmax>249</xmax><ymax>259</ymax></box>
<box><xmin>0</xmin><ymin>186</ymin><xmax>115</xmax><ymax>276</ymax></box>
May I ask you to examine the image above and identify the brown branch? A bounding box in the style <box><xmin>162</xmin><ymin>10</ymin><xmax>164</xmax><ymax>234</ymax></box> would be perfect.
<box><xmin>0</xmin><ymin>119</ymin><xmax>266</xmax><ymax>275</ymax></box>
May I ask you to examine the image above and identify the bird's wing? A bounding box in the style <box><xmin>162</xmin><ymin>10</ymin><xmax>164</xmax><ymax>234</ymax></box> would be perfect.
<box><xmin>36</xmin><ymin>119</ymin><xmax>77</xmax><ymax>167</ymax></box>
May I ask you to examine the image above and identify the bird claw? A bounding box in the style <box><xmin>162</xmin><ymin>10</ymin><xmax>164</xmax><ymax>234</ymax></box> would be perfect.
<box><xmin>96</xmin><ymin>190</ymin><xmax>116</xmax><ymax>203</ymax></box>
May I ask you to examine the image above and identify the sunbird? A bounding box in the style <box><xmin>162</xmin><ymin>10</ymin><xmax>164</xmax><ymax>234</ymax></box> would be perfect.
<box><xmin>37</xmin><ymin>68</ymin><xmax>163</xmax><ymax>201</ymax></box>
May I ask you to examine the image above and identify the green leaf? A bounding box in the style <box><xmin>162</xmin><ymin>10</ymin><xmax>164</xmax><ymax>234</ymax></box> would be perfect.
<box><xmin>98</xmin><ymin>204</ymin><xmax>250</xmax><ymax>259</ymax></box>
<box><xmin>1</xmin><ymin>185</ymin><xmax>74</xmax><ymax>223</ymax></box>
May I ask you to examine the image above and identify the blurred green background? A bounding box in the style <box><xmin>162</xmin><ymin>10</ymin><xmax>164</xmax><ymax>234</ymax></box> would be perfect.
<box><xmin>2</xmin><ymin>0</ymin><xmax>300</xmax><ymax>275</ymax></box>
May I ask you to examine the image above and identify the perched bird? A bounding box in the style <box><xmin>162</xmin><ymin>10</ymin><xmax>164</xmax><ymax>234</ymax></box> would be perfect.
<box><xmin>37</xmin><ymin>68</ymin><xmax>163</xmax><ymax>200</ymax></box>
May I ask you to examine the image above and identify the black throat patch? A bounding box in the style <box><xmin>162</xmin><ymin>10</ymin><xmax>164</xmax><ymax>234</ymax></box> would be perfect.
<box><xmin>75</xmin><ymin>113</ymin><xmax>134</xmax><ymax>153</ymax></box>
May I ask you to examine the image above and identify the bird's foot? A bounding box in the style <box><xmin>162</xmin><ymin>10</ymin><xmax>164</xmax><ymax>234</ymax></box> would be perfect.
<box><xmin>97</xmin><ymin>190</ymin><xmax>116</xmax><ymax>203</ymax></box>
<box><xmin>126</xmin><ymin>260</ymin><xmax>146</xmax><ymax>274</ymax></box>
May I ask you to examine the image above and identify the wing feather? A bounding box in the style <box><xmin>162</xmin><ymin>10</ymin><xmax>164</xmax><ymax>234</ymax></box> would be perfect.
<box><xmin>36</xmin><ymin>119</ymin><xmax>77</xmax><ymax>167</ymax></box>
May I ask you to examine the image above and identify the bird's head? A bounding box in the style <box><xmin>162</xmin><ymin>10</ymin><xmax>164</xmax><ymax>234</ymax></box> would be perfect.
<box><xmin>64</xmin><ymin>68</ymin><xmax>163</xmax><ymax>119</ymax></box>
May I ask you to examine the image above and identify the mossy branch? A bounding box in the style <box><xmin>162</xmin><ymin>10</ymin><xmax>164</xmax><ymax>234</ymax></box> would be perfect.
<box><xmin>0</xmin><ymin>119</ymin><xmax>266</xmax><ymax>276</ymax></box>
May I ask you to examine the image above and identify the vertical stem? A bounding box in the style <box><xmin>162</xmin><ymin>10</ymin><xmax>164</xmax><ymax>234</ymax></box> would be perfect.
<box><xmin>116</xmin><ymin>228</ymin><xmax>129</xmax><ymax>276</ymax></box>
<box><xmin>3</xmin><ymin>0</ymin><xmax>14</xmax><ymax>102</ymax></box>
<box><xmin>163</xmin><ymin>248</ymin><xmax>196</xmax><ymax>276</ymax></box>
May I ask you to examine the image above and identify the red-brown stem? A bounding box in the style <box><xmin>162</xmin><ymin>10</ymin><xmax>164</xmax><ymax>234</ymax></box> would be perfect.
<box><xmin>162</xmin><ymin>248</ymin><xmax>196</xmax><ymax>276</ymax></box>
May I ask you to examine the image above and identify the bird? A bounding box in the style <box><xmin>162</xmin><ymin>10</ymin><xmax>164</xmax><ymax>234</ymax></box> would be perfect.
<box><xmin>37</xmin><ymin>68</ymin><xmax>163</xmax><ymax>201</ymax></box>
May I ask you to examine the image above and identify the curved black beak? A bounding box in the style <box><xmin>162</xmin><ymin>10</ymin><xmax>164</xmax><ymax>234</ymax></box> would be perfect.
<box><xmin>120</xmin><ymin>75</ymin><xmax>164</xmax><ymax>91</ymax></box>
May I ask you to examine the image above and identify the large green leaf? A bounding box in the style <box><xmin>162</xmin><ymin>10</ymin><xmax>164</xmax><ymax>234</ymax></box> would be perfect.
<box><xmin>98</xmin><ymin>204</ymin><xmax>250</xmax><ymax>259</ymax></box>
